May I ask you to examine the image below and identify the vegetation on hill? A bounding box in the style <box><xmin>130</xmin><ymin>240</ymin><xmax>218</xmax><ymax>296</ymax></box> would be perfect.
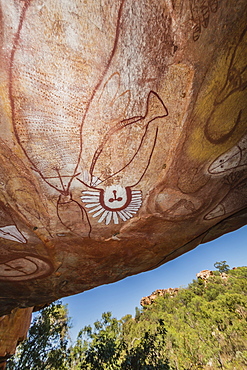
<box><xmin>7</xmin><ymin>263</ymin><xmax>247</xmax><ymax>369</ymax></box>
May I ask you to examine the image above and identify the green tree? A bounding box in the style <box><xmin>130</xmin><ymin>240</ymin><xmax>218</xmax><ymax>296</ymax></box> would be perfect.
<box><xmin>76</xmin><ymin>312</ymin><xmax>122</xmax><ymax>370</ymax></box>
<box><xmin>69</xmin><ymin>312</ymin><xmax>171</xmax><ymax>370</ymax></box>
<box><xmin>137</xmin><ymin>266</ymin><xmax>247</xmax><ymax>369</ymax></box>
<box><xmin>6</xmin><ymin>265</ymin><xmax>247</xmax><ymax>370</ymax></box>
<box><xmin>6</xmin><ymin>301</ymin><xmax>71</xmax><ymax>370</ymax></box>
<box><xmin>214</xmin><ymin>261</ymin><xmax>230</xmax><ymax>273</ymax></box>
<box><xmin>121</xmin><ymin>319</ymin><xmax>170</xmax><ymax>370</ymax></box>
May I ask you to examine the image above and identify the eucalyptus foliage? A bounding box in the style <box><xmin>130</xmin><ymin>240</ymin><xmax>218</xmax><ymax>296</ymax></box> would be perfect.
<box><xmin>7</xmin><ymin>265</ymin><xmax>247</xmax><ymax>370</ymax></box>
<box><xmin>7</xmin><ymin>301</ymin><xmax>71</xmax><ymax>370</ymax></box>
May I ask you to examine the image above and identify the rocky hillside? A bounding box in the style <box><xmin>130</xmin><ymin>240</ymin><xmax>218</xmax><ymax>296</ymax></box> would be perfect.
<box><xmin>140</xmin><ymin>267</ymin><xmax>238</xmax><ymax>306</ymax></box>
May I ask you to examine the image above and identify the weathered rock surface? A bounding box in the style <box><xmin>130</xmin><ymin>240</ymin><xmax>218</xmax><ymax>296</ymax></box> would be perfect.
<box><xmin>196</xmin><ymin>269</ymin><xmax>214</xmax><ymax>280</ymax></box>
<box><xmin>0</xmin><ymin>307</ymin><xmax>32</xmax><ymax>366</ymax></box>
<box><xmin>0</xmin><ymin>0</ymin><xmax>246</xmax><ymax>320</ymax></box>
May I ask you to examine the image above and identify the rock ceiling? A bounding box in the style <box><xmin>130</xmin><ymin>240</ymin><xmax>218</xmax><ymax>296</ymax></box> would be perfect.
<box><xmin>0</xmin><ymin>0</ymin><xmax>246</xmax><ymax>316</ymax></box>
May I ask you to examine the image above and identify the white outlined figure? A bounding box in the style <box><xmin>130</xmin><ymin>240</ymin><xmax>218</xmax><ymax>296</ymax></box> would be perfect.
<box><xmin>79</xmin><ymin>90</ymin><xmax>168</xmax><ymax>226</ymax></box>
<box><xmin>208</xmin><ymin>133</ymin><xmax>247</xmax><ymax>174</ymax></box>
<box><xmin>81</xmin><ymin>185</ymin><xmax>142</xmax><ymax>225</ymax></box>
<box><xmin>89</xmin><ymin>91</ymin><xmax>168</xmax><ymax>183</ymax></box>
<box><xmin>9</xmin><ymin>0</ymin><xmax>169</xmax><ymax>233</ymax></box>
<box><xmin>0</xmin><ymin>255</ymin><xmax>53</xmax><ymax>281</ymax></box>
<box><xmin>0</xmin><ymin>202</ymin><xmax>27</xmax><ymax>243</ymax></box>
<box><xmin>0</xmin><ymin>225</ymin><xmax>27</xmax><ymax>243</ymax></box>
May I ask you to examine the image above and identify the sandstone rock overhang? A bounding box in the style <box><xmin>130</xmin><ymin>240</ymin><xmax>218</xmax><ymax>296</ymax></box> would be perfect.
<box><xmin>0</xmin><ymin>0</ymin><xmax>246</xmax><ymax>318</ymax></box>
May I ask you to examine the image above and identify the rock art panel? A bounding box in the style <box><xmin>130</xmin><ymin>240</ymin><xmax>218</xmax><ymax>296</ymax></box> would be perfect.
<box><xmin>189</xmin><ymin>0</ymin><xmax>219</xmax><ymax>41</ymax></box>
<box><xmin>208</xmin><ymin>133</ymin><xmax>247</xmax><ymax>174</ymax></box>
<box><xmin>81</xmin><ymin>186</ymin><xmax>142</xmax><ymax>225</ymax></box>
<box><xmin>0</xmin><ymin>202</ymin><xmax>27</xmax><ymax>244</ymax></box>
<box><xmin>204</xmin><ymin>27</ymin><xmax>247</xmax><ymax>145</ymax></box>
<box><xmin>0</xmin><ymin>255</ymin><xmax>53</xmax><ymax>281</ymax></box>
<box><xmin>205</xmin><ymin>177</ymin><xmax>247</xmax><ymax>220</ymax></box>
<box><xmin>57</xmin><ymin>193</ymin><xmax>91</xmax><ymax>237</ymax></box>
<box><xmin>0</xmin><ymin>226</ymin><xmax>26</xmax><ymax>244</ymax></box>
<box><xmin>0</xmin><ymin>0</ymin><xmax>246</xmax><ymax>322</ymax></box>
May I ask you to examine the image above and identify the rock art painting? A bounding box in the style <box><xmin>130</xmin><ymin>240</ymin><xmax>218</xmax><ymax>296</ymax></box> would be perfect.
<box><xmin>208</xmin><ymin>133</ymin><xmax>247</xmax><ymax>174</ymax></box>
<box><xmin>57</xmin><ymin>193</ymin><xmax>91</xmax><ymax>237</ymax></box>
<box><xmin>205</xmin><ymin>178</ymin><xmax>247</xmax><ymax>220</ymax></box>
<box><xmin>0</xmin><ymin>255</ymin><xmax>53</xmax><ymax>281</ymax></box>
<box><xmin>205</xmin><ymin>132</ymin><xmax>247</xmax><ymax>220</ymax></box>
<box><xmin>154</xmin><ymin>189</ymin><xmax>204</xmax><ymax>221</ymax></box>
<box><xmin>0</xmin><ymin>0</ymin><xmax>246</xmax><ymax>326</ymax></box>
<box><xmin>81</xmin><ymin>186</ymin><xmax>142</xmax><ymax>225</ymax></box>
<box><xmin>9</xmin><ymin>0</ymin><xmax>170</xmax><ymax>234</ymax></box>
<box><xmin>0</xmin><ymin>203</ymin><xmax>27</xmax><ymax>244</ymax></box>
<box><xmin>0</xmin><ymin>225</ymin><xmax>26</xmax><ymax>244</ymax></box>
<box><xmin>86</xmin><ymin>90</ymin><xmax>168</xmax><ymax>186</ymax></box>
<box><xmin>204</xmin><ymin>27</ymin><xmax>247</xmax><ymax>145</ymax></box>
<box><xmin>189</xmin><ymin>0</ymin><xmax>219</xmax><ymax>41</ymax></box>
<box><xmin>80</xmin><ymin>90</ymin><xmax>168</xmax><ymax>225</ymax></box>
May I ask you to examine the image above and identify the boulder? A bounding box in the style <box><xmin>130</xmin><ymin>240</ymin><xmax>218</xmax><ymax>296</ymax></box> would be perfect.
<box><xmin>140</xmin><ymin>288</ymin><xmax>179</xmax><ymax>306</ymax></box>
<box><xmin>196</xmin><ymin>270</ymin><xmax>213</xmax><ymax>280</ymax></box>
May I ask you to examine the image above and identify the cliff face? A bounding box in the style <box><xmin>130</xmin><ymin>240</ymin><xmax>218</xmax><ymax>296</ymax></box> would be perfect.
<box><xmin>140</xmin><ymin>288</ymin><xmax>179</xmax><ymax>306</ymax></box>
<box><xmin>0</xmin><ymin>0</ymin><xmax>246</xmax><ymax>319</ymax></box>
<box><xmin>140</xmin><ymin>270</ymin><xmax>231</xmax><ymax>306</ymax></box>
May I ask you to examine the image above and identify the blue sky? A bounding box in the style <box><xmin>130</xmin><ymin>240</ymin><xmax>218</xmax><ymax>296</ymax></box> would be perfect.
<box><xmin>62</xmin><ymin>225</ymin><xmax>247</xmax><ymax>342</ymax></box>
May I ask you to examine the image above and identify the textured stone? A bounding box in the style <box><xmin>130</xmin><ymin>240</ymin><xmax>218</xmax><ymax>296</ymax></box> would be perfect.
<box><xmin>140</xmin><ymin>288</ymin><xmax>179</xmax><ymax>306</ymax></box>
<box><xmin>0</xmin><ymin>307</ymin><xmax>33</xmax><ymax>364</ymax></box>
<box><xmin>196</xmin><ymin>270</ymin><xmax>214</xmax><ymax>280</ymax></box>
<box><xmin>0</xmin><ymin>0</ymin><xmax>246</xmax><ymax>322</ymax></box>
